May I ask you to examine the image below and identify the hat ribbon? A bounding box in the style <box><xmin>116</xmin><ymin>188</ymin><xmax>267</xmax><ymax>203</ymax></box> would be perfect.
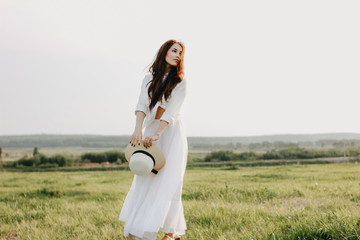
<box><xmin>132</xmin><ymin>150</ymin><xmax>158</xmax><ymax>175</ymax></box>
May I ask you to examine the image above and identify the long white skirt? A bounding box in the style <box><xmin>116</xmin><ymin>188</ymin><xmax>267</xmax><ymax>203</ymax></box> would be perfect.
<box><xmin>119</xmin><ymin>118</ymin><xmax>188</xmax><ymax>240</ymax></box>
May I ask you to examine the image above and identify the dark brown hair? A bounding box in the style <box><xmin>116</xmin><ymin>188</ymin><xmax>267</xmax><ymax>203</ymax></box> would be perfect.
<box><xmin>147</xmin><ymin>40</ymin><xmax>185</xmax><ymax>111</ymax></box>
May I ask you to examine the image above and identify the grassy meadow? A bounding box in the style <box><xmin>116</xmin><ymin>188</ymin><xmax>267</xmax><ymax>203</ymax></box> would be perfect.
<box><xmin>1</xmin><ymin>164</ymin><xmax>360</xmax><ymax>239</ymax></box>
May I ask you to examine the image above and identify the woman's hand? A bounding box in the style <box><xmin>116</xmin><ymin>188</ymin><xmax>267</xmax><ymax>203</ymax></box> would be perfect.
<box><xmin>130</xmin><ymin>128</ymin><xmax>142</xmax><ymax>147</ymax></box>
<box><xmin>142</xmin><ymin>120</ymin><xmax>168</xmax><ymax>148</ymax></box>
<box><xmin>142</xmin><ymin>133</ymin><xmax>160</xmax><ymax>148</ymax></box>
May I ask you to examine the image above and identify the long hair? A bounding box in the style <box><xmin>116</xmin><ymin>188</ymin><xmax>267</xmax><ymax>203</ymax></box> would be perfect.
<box><xmin>147</xmin><ymin>40</ymin><xmax>185</xmax><ymax>112</ymax></box>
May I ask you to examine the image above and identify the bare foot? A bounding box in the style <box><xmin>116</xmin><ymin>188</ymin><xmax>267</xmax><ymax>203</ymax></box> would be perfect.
<box><xmin>161</xmin><ymin>233</ymin><xmax>180</xmax><ymax>240</ymax></box>
<box><xmin>162</xmin><ymin>233</ymin><xmax>174</xmax><ymax>240</ymax></box>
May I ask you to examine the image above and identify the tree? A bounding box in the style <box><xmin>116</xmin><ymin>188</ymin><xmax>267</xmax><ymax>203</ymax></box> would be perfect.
<box><xmin>0</xmin><ymin>146</ymin><xmax>3</xmax><ymax>170</ymax></box>
<box><xmin>33</xmin><ymin>147</ymin><xmax>39</xmax><ymax>156</ymax></box>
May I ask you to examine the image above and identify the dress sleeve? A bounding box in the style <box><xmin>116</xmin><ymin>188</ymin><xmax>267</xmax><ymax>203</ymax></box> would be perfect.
<box><xmin>160</xmin><ymin>78</ymin><xmax>187</xmax><ymax>126</ymax></box>
<box><xmin>134</xmin><ymin>75</ymin><xmax>150</xmax><ymax>116</ymax></box>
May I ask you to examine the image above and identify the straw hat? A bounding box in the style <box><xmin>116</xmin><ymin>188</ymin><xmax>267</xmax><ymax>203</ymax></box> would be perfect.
<box><xmin>125</xmin><ymin>142</ymin><xmax>166</xmax><ymax>176</ymax></box>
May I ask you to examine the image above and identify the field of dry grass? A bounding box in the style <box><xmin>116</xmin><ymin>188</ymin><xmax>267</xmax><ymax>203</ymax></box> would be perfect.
<box><xmin>1</xmin><ymin>163</ymin><xmax>360</xmax><ymax>239</ymax></box>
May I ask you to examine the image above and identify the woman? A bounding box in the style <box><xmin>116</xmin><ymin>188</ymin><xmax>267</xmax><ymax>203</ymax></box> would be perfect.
<box><xmin>119</xmin><ymin>40</ymin><xmax>188</xmax><ymax>240</ymax></box>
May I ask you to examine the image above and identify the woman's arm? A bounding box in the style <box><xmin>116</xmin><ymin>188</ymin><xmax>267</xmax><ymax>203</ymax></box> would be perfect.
<box><xmin>134</xmin><ymin>75</ymin><xmax>150</xmax><ymax>116</ymax></box>
<box><xmin>159</xmin><ymin>79</ymin><xmax>187</xmax><ymax>126</ymax></box>
<box><xmin>142</xmin><ymin>120</ymin><xmax>169</xmax><ymax>148</ymax></box>
<box><xmin>143</xmin><ymin>78</ymin><xmax>187</xmax><ymax>148</ymax></box>
<box><xmin>130</xmin><ymin>111</ymin><xmax>146</xmax><ymax>146</ymax></box>
<box><xmin>130</xmin><ymin>75</ymin><xmax>151</xmax><ymax>146</ymax></box>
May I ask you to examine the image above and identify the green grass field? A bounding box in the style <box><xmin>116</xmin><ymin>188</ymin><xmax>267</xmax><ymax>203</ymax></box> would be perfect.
<box><xmin>1</xmin><ymin>164</ymin><xmax>360</xmax><ymax>239</ymax></box>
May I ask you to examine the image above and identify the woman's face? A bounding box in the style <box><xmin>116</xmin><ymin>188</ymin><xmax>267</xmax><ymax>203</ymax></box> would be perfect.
<box><xmin>165</xmin><ymin>43</ymin><xmax>183</xmax><ymax>67</ymax></box>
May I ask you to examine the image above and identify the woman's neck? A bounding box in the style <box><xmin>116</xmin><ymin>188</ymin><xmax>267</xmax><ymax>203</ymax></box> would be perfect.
<box><xmin>165</xmin><ymin>64</ymin><xmax>171</xmax><ymax>74</ymax></box>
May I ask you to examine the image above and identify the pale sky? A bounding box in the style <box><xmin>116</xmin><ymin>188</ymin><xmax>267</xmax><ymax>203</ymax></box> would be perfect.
<box><xmin>1</xmin><ymin>0</ymin><xmax>359</xmax><ymax>137</ymax></box>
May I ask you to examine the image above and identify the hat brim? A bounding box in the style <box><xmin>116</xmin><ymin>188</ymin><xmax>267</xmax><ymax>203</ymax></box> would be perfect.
<box><xmin>125</xmin><ymin>141</ymin><xmax>165</xmax><ymax>171</ymax></box>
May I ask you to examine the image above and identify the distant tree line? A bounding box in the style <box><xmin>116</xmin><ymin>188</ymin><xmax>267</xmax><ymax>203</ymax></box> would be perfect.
<box><xmin>4</xmin><ymin>146</ymin><xmax>360</xmax><ymax>169</ymax></box>
<box><xmin>2</xmin><ymin>134</ymin><xmax>360</xmax><ymax>150</ymax></box>
<box><xmin>203</xmin><ymin>147</ymin><xmax>360</xmax><ymax>162</ymax></box>
<box><xmin>192</xmin><ymin>140</ymin><xmax>360</xmax><ymax>151</ymax></box>
<box><xmin>4</xmin><ymin>147</ymin><xmax>126</xmax><ymax>168</ymax></box>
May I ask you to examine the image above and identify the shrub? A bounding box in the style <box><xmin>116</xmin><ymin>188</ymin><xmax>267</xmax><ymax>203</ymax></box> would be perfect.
<box><xmin>48</xmin><ymin>154</ymin><xmax>68</xmax><ymax>167</ymax></box>
<box><xmin>105</xmin><ymin>150</ymin><xmax>125</xmax><ymax>163</ymax></box>
<box><xmin>38</xmin><ymin>163</ymin><xmax>59</xmax><ymax>168</ymax></box>
<box><xmin>8</xmin><ymin>153</ymin><xmax>73</xmax><ymax>168</ymax></box>
<box><xmin>238</xmin><ymin>151</ymin><xmax>258</xmax><ymax>161</ymax></box>
<box><xmin>81</xmin><ymin>152</ymin><xmax>107</xmax><ymax>163</ymax></box>
<box><xmin>17</xmin><ymin>157</ymin><xmax>36</xmax><ymax>167</ymax></box>
<box><xmin>262</xmin><ymin>150</ymin><xmax>282</xmax><ymax>160</ymax></box>
<box><xmin>204</xmin><ymin>150</ymin><xmax>238</xmax><ymax>162</ymax></box>
<box><xmin>3</xmin><ymin>161</ymin><xmax>16</xmax><ymax>168</ymax></box>
<box><xmin>80</xmin><ymin>151</ymin><xmax>126</xmax><ymax>164</ymax></box>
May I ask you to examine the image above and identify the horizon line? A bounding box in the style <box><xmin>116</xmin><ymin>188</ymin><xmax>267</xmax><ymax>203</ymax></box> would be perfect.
<box><xmin>1</xmin><ymin>132</ymin><xmax>360</xmax><ymax>138</ymax></box>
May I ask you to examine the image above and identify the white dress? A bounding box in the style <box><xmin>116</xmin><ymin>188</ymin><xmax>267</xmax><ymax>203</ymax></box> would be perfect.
<box><xmin>119</xmin><ymin>74</ymin><xmax>188</xmax><ymax>240</ymax></box>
